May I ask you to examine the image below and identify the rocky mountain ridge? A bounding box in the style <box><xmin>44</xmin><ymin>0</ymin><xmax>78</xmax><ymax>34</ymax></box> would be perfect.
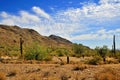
<box><xmin>0</xmin><ymin>24</ymin><xmax>72</xmax><ymax>49</ymax></box>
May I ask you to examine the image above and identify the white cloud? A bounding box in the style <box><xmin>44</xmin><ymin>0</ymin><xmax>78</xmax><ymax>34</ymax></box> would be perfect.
<box><xmin>97</xmin><ymin>29</ymin><xmax>106</xmax><ymax>34</ymax></box>
<box><xmin>116</xmin><ymin>29</ymin><xmax>120</xmax><ymax>32</ymax></box>
<box><xmin>71</xmin><ymin>28</ymin><xmax>120</xmax><ymax>41</ymax></box>
<box><xmin>1</xmin><ymin>19</ymin><xmax>15</xmax><ymax>25</ymax></box>
<box><xmin>20</xmin><ymin>11</ymin><xmax>40</xmax><ymax>23</ymax></box>
<box><xmin>71</xmin><ymin>34</ymin><xmax>98</xmax><ymax>40</ymax></box>
<box><xmin>0</xmin><ymin>10</ymin><xmax>40</xmax><ymax>26</ymax></box>
<box><xmin>99</xmin><ymin>0</ymin><xmax>120</xmax><ymax>4</ymax></box>
<box><xmin>32</xmin><ymin>6</ymin><xmax>50</xmax><ymax>19</ymax></box>
<box><xmin>0</xmin><ymin>0</ymin><xmax>120</xmax><ymax>43</ymax></box>
<box><xmin>0</xmin><ymin>11</ymin><xmax>8</xmax><ymax>18</ymax></box>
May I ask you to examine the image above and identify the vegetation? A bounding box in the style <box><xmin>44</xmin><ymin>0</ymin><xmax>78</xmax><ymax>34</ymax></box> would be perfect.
<box><xmin>72</xmin><ymin>64</ymin><xmax>88</xmax><ymax>71</ymax></box>
<box><xmin>72</xmin><ymin>43</ymin><xmax>96</xmax><ymax>57</ymax></box>
<box><xmin>0</xmin><ymin>64</ymin><xmax>119</xmax><ymax>80</ymax></box>
<box><xmin>0</xmin><ymin>72</ymin><xmax>6</xmax><ymax>80</ymax></box>
<box><xmin>114</xmin><ymin>50</ymin><xmax>120</xmax><ymax>62</ymax></box>
<box><xmin>86</xmin><ymin>56</ymin><xmax>102</xmax><ymax>65</ymax></box>
<box><xmin>94</xmin><ymin>68</ymin><xmax>118</xmax><ymax>80</ymax></box>
<box><xmin>0</xmin><ymin>24</ymin><xmax>120</xmax><ymax>65</ymax></box>
<box><xmin>24</xmin><ymin>43</ymin><xmax>52</xmax><ymax>61</ymax></box>
<box><xmin>95</xmin><ymin>45</ymin><xmax>109</xmax><ymax>62</ymax></box>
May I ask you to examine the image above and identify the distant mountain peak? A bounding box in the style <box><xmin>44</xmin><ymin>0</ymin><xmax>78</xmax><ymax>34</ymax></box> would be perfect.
<box><xmin>49</xmin><ymin>35</ymin><xmax>72</xmax><ymax>44</ymax></box>
<box><xmin>0</xmin><ymin>24</ymin><xmax>72</xmax><ymax>49</ymax></box>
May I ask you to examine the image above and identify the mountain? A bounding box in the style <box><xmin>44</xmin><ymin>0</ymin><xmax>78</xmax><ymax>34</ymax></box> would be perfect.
<box><xmin>0</xmin><ymin>24</ymin><xmax>95</xmax><ymax>57</ymax></box>
<box><xmin>0</xmin><ymin>24</ymin><xmax>72</xmax><ymax>51</ymax></box>
<box><xmin>49</xmin><ymin>35</ymin><xmax>72</xmax><ymax>45</ymax></box>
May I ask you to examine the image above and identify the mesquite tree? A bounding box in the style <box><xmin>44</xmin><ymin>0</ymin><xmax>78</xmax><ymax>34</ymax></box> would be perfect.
<box><xmin>95</xmin><ymin>45</ymin><xmax>108</xmax><ymax>62</ymax></box>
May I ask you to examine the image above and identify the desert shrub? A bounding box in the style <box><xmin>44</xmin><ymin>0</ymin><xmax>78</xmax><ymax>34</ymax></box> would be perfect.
<box><xmin>105</xmin><ymin>59</ymin><xmax>119</xmax><ymax>64</ymax></box>
<box><xmin>57</xmin><ymin>52</ymin><xmax>64</xmax><ymax>57</ymax></box>
<box><xmin>94</xmin><ymin>68</ymin><xmax>117</xmax><ymax>80</ymax></box>
<box><xmin>86</xmin><ymin>56</ymin><xmax>102</xmax><ymax>65</ymax></box>
<box><xmin>72</xmin><ymin>64</ymin><xmax>87</xmax><ymax>71</ymax></box>
<box><xmin>114</xmin><ymin>52</ymin><xmax>120</xmax><ymax>63</ymax></box>
<box><xmin>55</xmin><ymin>48</ymin><xmax>69</xmax><ymax>57</ymax></box>
<box><xmin>46</xmin><ymin>47</ymin><xmax>57</xmax><ymax>54</ymax></box>
<box><xmin>73</xmin><ymin>43</ymin><xmax>98</xmax><ymax>57</ymax></box>
<box><xmin>118</xmin><ymin>57</ymin><xmax>120</xmax><ymax>63</ymax></box>
<box><xmin>44</xmin><ymin>55</ymin><xmax>52</xmax><ymax>61</ymax></box>
<box><xmin>6</xmin><ymin>70</ymin><xmax>17</xmax><ymax>77</ymax></box>
<box><xmin>95</xmin><ymin>45</ymin><xmax>110</xmax><ymax>62</ymax></box>
<box><xmin>0</xmin><ymin>72</ymin><xmax>6</xmax><ymax>80</ymax></box>
<box><xmin>60</xmin><ymin>74</ymin><xmax>70</xmax><ymax>80</ymax></box>
<box><xmin>24</xmin><ymin>43</ymin><xmax>52</xmax><ymax>61</ymax></box>
<box><xmin>73</xmin><ymin>44</ymin><xmax>84</xmax><ymax>57</ymax></box>
<box><xmin>43</xmin><ymin>71</ymin><xmax>50</xmax><ymax>77</ymax></box>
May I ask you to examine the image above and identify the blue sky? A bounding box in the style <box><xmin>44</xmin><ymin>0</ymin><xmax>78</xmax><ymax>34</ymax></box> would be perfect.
<box><xmin>0</xmin><ymin>0</ymin><xmax>120</xmax><ymax>49</ymax></box>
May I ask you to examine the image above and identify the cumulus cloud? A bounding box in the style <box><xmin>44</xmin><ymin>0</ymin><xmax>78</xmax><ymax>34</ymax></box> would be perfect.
<box><xmin>0</xmin><ymin>10</ymin><xmax>41</xmax><ymax>26</ymax></box>
<box><xmin>0</xmin><ymin>0</ymin><xmax>120</xmax><ymax>43</ymax></box>
<box><xmin>20</xmin><ymin>11</ymin><xmax>40</xmax><ymax>23</ymax></box>
<box><xmin>32</xmin><ymin>6</ymin><xmax>50</xmax><ymax>19</ymax></box>
<box><xmin>71</xmin><ymin>28</ymin><xmax>120</xmax><ymax>41</ymax></box>
<box><xmin>0</xmin><ymin>11</ymin><xmax>8</xmax><ymax>18</ymax></box>
<box><xmin>1</xmin><ymin>19</ymin><xmax>15</xmax><ymax>25</ymax></box>
<box><xmin>99</xmin><ymin>0</ymin><xmax>120</xmax><ymax>4</ymax></box>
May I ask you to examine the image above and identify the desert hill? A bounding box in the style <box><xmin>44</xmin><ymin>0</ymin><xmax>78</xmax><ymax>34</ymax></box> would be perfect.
<box><xmin>0</xmin><ymin>24</ymin><xmax>73</xmax><ymax>55</ymax></box>
<box><xmin>0</xmin><ymin>24</ymin><xmax>93</xmax><ymax>57</ymax></box>
<box><xmin>49</xmin><ymin>35</ymin><xmax>72</xmax><ymax>45</ymax></box>
<box><xmin>0</xmin><ymin>24</ymin><xmax>72</xmax><ymax>47</ymax></box>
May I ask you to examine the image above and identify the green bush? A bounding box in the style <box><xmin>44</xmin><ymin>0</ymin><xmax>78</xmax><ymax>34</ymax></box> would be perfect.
<box><xmin>95</xmin><ymin>45</ymin><xmax>109</xmax><ymax>62</ymax></box>
<box><xmin>115</xmin><ymin>53</ymin><xmax>120</xmax><ymax>63</ymax></box>
<box><xmin>55</xmin><ymin>48</ymin><xmax>69</xmax><ymax>57</ymax></box>
<box><xmin>24</xmin><ymin>43</ymin><xmax>52</xmax><ymax>61</ymax></box>
<box><xmin>87</xmin><ymin>56</ymin><xmax>102</xmax><ymax>65</ymax></box>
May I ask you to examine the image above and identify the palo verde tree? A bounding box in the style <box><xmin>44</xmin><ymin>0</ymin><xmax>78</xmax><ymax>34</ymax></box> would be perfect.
<box><xmin>24</xmin><ymin>42</ymin><xmax>52</xmax><ymax>61</ymax></box>
<box><xmin>55</xmin><ymin>48</ymin><xmax>70</xmax><ymax>64</ymax></box>
<box><xmin>73</xmin><ymin>43</ymin><xmax>84</xmax><ymax>57</ymax></box>
<box><xmin>95</xmin><ymin>45</ymin><xmax>109</xmax><ymax>62</ymax></box>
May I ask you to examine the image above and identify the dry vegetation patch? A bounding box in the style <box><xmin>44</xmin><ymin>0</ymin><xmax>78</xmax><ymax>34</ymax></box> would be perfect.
<box><xmin>94</xmin><ymin>68</ymin><xmax>119</xmax><ymax>80</ymax></box>
<box><xmin>0</xmin><ymin>72</ymin><xmax>6</xmax><ymax>80</ymax></box>
<box><xmin>0</xmin><ymin>64</ymin><xmax>119</xmax><ymax>80</ymax></box>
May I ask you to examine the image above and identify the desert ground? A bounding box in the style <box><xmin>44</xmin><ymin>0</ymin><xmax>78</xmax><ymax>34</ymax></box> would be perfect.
<box><xmin>0</xmin><ymin>57</ymin><xmax>120</xmax><ymax>80</ymax></box>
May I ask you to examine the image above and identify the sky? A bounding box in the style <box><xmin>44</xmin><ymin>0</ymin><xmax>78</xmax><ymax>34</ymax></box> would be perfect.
<box><xmin>0</xmin><ymin>0</ymin><xmax>120</xmax><ymax>49</ymax></box>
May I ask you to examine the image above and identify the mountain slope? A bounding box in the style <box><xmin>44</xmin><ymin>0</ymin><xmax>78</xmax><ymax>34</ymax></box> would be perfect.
<box><xmin>49</xmin><ymin>35</ymin><xmax>72</xmax><ymax>45</ymax></box>
<box><xmin>0</xmin><ymin>24</ymin><xmax>94</xmax><ymax>57</ymax></box>
<box><xmin>0</xmin><ymin>24</ymin><xmax>72</xmax><ymax>49</ymax></box>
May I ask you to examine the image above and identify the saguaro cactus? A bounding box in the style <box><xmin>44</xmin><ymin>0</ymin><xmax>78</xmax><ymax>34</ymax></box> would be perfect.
<box><xmin>113</xmin><ymin>35</ymin><xmax>116</xmax><ymax>54</ymax></box>
<box><xmin>20</xmin><ymin>38</ymin><xmax>24</xmax><ymax>57</ymax></box>
<box><xmin>67</xmin><ymin>56</ymin><xmax>69</xmax><ymax>64</ymax></box>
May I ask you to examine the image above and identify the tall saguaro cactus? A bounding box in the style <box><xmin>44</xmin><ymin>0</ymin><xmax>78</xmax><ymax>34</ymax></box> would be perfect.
<box><xmin>67</xmin><ymin>56</ymin><xmax>69</xmax><ymax>64</ymax></box>
<box><xmin>20</xmin><ymin>38</ymin><xmax>24</xmax><ymax>58</ymax></box>
<box><xmin>113</xmin><ymin>35</ymin><xmax>116</xmax><ymax>54</ymax></box>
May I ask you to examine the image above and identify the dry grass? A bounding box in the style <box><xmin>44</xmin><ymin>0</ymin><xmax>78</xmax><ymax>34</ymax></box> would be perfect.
<box><xmin>94</xmin><ymin>68</ymin><xmax>119</xmax><ymax>80</ymax></box>
<box><xmin>0</xmin><ymin>63</ymin><xmax>119</xmax><ymax>80</ymax></box>
<box><xmin>72</xmin><ymin>64</ymin><xmax>88</xmax><ymax>71</ymax></box>
<box><xmin>0</xmin><ymin>72</ymin><xmax>6</xmax><ymax>80</ymax></box>
<box><xmin>6</xmin><ymin>70</ymin><xmax>17</xmax><ymax>77</ymax></box>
